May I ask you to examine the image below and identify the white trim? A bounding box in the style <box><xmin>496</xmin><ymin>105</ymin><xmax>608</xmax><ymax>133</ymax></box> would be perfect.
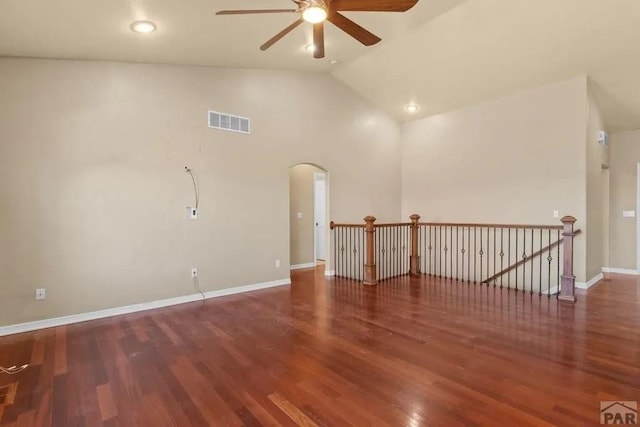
<box><xmin>325</xmin><ymin>270</ymin><xmax>336</xmax><ymax>277</ymax></box>
<box><xmin>602</xmin><ymin>267</ymin><xmax>640</xmax><ymax>275</ymax></box>
<box><xmin>290</xmin><ymin>263</ymin><xmax>316</xmax><ymax>270</ymax></box>
<box><xmin>575</xmin><ymin>273</ymin><xmax>603</xmax><ymax>290</ymax></box>
<box><xmin>0</xmin><ymin>278</ymin><xmax>291</xmax><ymax>337</ymax></box>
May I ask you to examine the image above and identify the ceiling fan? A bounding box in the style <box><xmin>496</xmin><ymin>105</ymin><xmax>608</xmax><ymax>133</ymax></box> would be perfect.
<box><xmin>216</xmin><ymin>0</ymin><xmax>419</xmax><ymax>59</ymax></box>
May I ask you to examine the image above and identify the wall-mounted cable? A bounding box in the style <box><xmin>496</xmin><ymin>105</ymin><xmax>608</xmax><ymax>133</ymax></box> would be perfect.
<box><xmin>193</xmin><ymin>276</ymin><xmax>205</xmax><ymax>303</ymax></box>
<box><xmin>0</xmin><ymin>364</ymin><xmax>28</xmax><ymax>375</ymax></box>
<box><xmin>184</xmin><ymin>166</ymin><xmax>199</xmax><ymax>209</ymax></box>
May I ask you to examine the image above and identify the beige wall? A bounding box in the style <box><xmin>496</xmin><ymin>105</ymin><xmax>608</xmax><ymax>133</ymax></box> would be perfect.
<box><xmin>0</xmin><ymin>58</ymin><xmax>402</xmax><ymax>326</ymax></box>
<box><xmin>289</xmin><ymin>164</ymin><xmax>322</xmax><ymax>266</ymax></box>
<box><xmin>401</xmin><ymin>77</ymin><xmax>589</xmax><ymax>281</ymax></box>
<box><xmin>609</xmin><ymin>130</ymin><xmax>640</xmax><ymax>269</ymax></box>
<box><xmin>585</xmin><ymin>86</ymin><xmax>609</xmax><ymax>279</ymax></box>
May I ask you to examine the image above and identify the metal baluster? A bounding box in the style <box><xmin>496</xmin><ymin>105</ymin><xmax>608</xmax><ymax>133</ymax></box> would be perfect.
<box><xmin>438</xmin><ymin>226</ymin><xmax>442</xmax><ymax>277</ymax></box>
<box><xmin>339</xmin><ymin>228</ymin><xmax>344</xmax><ymax>278</ymax></box>
<box><xmin>522</xmin><ymin>228</ymin><xmax>527</xmax><ymax>292</ymax></box>
<box><xmin>486</xmin><ymin>227</ymin><xmax>490</xmax><ymax>286</ymax></box>
<box><xmin>391</xmin><ymin>226</ymin><xmax>395</xmax><ymax>278</ymax></box>
<box><xmin>493</xmin><ymin>228</ymin><xmax>497</xmax><ymax>287</ymax></box>
<box><xmin>547</xmin><ymin>229</ymin><xmax>552</xmax><ymax>297</ymax></box>
<box><xmin>500</xmin><ymin>228</ymin><xmax>504</xmax><ymax>289</ymax></box>
<box><xmin>467</xmin><ymin>227</ymin><xmax>471</xmax><ymax>283</ymax></box>
<box><xmin>378</xmin><ymin>227</ymin><xmax>381</xmax><ymax>281</ymax></box>
<box><xmin>380</xmin><ymin>227</ymin><xmax>384</xmax><ymax>280</ymax></box>
<box><xmin>443</xmin><ymin>226</ymin><xmax>448</xmax><ymax>279</ymax></box>
<box><xmin>508</xmin><ymin>228</ymin><xmax>511</xmax><ymax>290</ymax></box>
<box><xmin>461</xmin><ymin>227</ymin><xmax>466</xmax><ymax>282</ymax></box>
<box><xmin>385</xmin><ymin>227</ymin><xmax>388</xmax><ymax>280</ymax></box>
<box><xmin>456</xmin><ymin>227</ymin><xmax>459</xmax><ymax>280</ymax></box>
<box><xmin>479</xmin><ymin>227</ymin><xmax>484</xmax><ymax>284</ymax></box>
<box><xmin>539</xmin><ymin>229</ymin><xmax>543</xmax><ymax>296</ymax></box>
<box><xmin>514</xmin><ymin>228</ymin><xmax>520</xmax><ymax>292</ymax></box>
<box><xmin>530</xmin><ymin>228</ymin><xmax>534</xmax><ymax>294</ymax></box>
<box><xmin>420</xmin><ymin>226</ymin><xmax>424</xmax><ymax>274</ymax></box>
<box><xmin>450</xmin><ymin>226</ymin><xmax>454</xmax><ymax>279</ymax></box>
<box><xmin>359</xmin><ymin>227</ymin><xmax>362</xmax><ymax>280</ymax></box>
<box><xmin>348</xmin><ymin>227</ymin><xmax>352</xmax><ymax>279</ymax></box>
<box><xmin>556</xmin><ymin>229</ymin><xmax>560</xmax><ymax>298</ymax></box>
<box><xmin>474</xmin><ymin>227</ymin><xmax>477</xmax><ymax>283</ymax></box>
<box><xmin>405</xmin><ymin>225</ymin><xmax>409</xmax><ymax>274</ymax></box>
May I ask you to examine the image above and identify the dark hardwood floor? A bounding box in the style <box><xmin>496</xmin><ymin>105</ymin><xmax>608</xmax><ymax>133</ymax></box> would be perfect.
<box><xmin>0</xmin><ymin>267</ymin><xmax>639</xmax><ymax>426</ymax></box>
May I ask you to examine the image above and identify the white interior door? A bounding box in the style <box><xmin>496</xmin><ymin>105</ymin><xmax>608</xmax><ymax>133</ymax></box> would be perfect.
<box><xmin>314</xmin><ymin>173</ymin><xmax>327</xmax><ymax>261</ymax></box>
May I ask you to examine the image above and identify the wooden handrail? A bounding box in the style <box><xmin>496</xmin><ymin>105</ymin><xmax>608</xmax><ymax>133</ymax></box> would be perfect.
<box><xmin>330</xmin><ymin>221</ymin><xmax>365</xmax><ymax>229</ymax></box>
<box><xmin>481</xmin><ymin>229</ymin><xmax>581</xmax><ymax>285</ymax></box>
<box><xmin>330</xmin><ymin>214</ymin><xmax>579</xmax><ymax>302</ymax></box>
<box><xmin>418</xmin><ymin>222</ymin><xmax>563</xmax><ymax>230</ymax></box>
<box><xmin>374</xmin><ymin>223</ymin><xmax>412</xmax><ymax>228</ymax></box>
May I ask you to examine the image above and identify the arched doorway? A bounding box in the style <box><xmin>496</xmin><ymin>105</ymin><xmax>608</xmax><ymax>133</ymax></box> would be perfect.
<box><xmin>289</xmin><ymin>163</ymin><xmax>329</xmax><ymax>274</ymax></box>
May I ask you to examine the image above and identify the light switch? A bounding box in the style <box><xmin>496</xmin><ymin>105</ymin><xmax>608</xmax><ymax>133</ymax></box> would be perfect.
<box><xmin>553</xmin><ymin>210</ymin><xmax>559</xmax><ymax>218</ymax></box>
<box><xmin>623</xmin><ymin>210</ymin><xmax>636</xmax><ymax>218</ymax></box>
<box><xmin>297</xmin><ymin>212</ymin><xmax>303</xmax><ymax>219</ymax></box>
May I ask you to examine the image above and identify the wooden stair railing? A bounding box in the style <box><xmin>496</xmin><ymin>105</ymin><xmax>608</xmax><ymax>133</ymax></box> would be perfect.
<box><xmin>482</xmin><ymin>229</ymin><xmax>582</xmax><ymax>286</ymax></box>
<box><xmin>330</xmin><ymin>214</ymin><xmax>579</xmax><ymax>302</ymax></box>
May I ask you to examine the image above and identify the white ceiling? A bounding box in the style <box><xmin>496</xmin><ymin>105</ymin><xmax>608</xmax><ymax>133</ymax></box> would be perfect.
<box><xmin>0</xmin><ymin>0</ymin><xmax>462</xmax><ymax>71</ymax></box>
<box><xmin>333</xmin><ymin>0</ymin><xmax>640</xmax><ymax>131</ymax></box>
<box><xmin>1</xmin><ymin>0</ymin><xmax>640</xmax><ymax>131</ymax></box>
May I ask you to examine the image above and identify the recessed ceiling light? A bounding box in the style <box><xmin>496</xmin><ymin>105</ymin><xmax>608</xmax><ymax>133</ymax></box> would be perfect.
<box><xmin>405</xmin><ymin>104</ymin><xmax>419</xmax><ymax>114</ymax></box>
<box><xmin>330</xmin><ymin>60</ymin><xmax>339</xmax><ymax>65</ymax></box>
<box><xmin>305</xmin><ymin>44</ymin><xmax>316</xmax><ymax>53</ymax></box>
<box><xmin>130</xmin><ymin>21</ymin><xmax>156</xmax><ymax>34</ymax></box>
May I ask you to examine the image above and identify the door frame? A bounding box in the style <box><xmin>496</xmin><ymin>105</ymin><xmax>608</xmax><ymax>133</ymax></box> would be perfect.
<box><xmin>313</xmin><ymin>171</ymin><xmax>328</xmax><ymax>262</ymax></box>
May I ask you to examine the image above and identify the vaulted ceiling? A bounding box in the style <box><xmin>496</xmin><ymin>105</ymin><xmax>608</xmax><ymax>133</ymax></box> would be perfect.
<box><xmin>1</xmin><ymin>0</ymin><xmax>640</xmax><ymax>131</ymax></box>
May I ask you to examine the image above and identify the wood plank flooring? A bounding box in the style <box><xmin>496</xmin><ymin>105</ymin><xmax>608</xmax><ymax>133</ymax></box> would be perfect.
<box><xmin>0</xmin><ymin>268</ymin><xmax>639</xmax><ymax>426</ymax></box>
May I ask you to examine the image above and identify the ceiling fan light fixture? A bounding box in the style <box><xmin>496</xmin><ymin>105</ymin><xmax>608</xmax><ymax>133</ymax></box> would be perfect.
<box><xmin>302</xmin><ymin>5</ymin><xmax>328</xmax><ymax>24</ymax></box>
<box><xmin>130</xmin><ymin>20</ymin><xmax>156</xmax><ymax>33</ymax></box>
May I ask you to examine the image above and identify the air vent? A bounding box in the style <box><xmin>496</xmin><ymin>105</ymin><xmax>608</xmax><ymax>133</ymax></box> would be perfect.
<box><xmin>208</xmin><ymin>110</ymin><xmax>251</xmax><ymax>134</ymax></box>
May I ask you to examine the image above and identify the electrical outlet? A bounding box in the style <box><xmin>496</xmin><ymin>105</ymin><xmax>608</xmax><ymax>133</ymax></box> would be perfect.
<box><xmin>275</xmin><ymin>260</ymin><xmax>281</xmax><ymax>268</ymax></box>
<box><xmin>186</xmin><ymin>207</ymin><xmax>198</xmax><ymax>219</ymax></box>
<box><xmin>191</xmin><ymin>268</ymin><xmax>198</xmax><ymax>278</ymax></box>
<box><xmin>35</xmin><ymin>288</ymin><xmax>46</xmax><ymax>301</ymax></box>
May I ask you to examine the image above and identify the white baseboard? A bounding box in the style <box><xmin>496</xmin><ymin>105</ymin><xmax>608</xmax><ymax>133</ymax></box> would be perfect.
<box><xmin>602</xmin><ymin>267</ymin><xmax>640</xmax><ymax>275</ymax></box>
<box><xmin>325</xmin><ymin>270</ymin><xmax>336</xmax><ymax>277</ymax></box>
<box><xmin>290</xmin><ymin>263</ymin><xmax>316</xmax><ymax>270</ymax></box>
<box><xmin>0</xmin><ymin>278</ymin><xmax>291</xmax><ymax>337</ymax></box>
<box><xmin>576</xmin><ymin>273</ymin><xmax>603</xmax><ymax>290</ymax></box>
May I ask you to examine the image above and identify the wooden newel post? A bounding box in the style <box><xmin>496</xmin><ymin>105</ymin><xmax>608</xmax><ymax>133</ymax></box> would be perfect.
<box><xmin>410</xmin><ymin>214</ymin><xmax>421</xmax><ymax>276</ymax></box>
<box><xmin>559</xmin><ymin>216</ymin><xmax>577</xmax><ymax>303</ymax></box>
<box><xmin>363</xmin><ymin>216</ymin><xmax>378</xmax><ymax>286</ymax></box>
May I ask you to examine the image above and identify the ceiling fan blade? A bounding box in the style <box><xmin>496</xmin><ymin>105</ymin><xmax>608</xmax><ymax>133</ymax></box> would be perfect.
<box><xmin>330</xmin><ymin>0</ymin><xmax>418</xmax><ymax>12</ymax></box>
<box><xmin>260</xmin><ymin>19</ymin><xmax>305</xmax><ymax>51</ymax></box>
<box><xmin>313</xmin><ymin>23</ymin><xmax>325</xmax><ymax>59</ymax></box>
<box><xmin>328</xmin><ymin>13</ymin><xmax>381</xmax><ymax>46</ymax></box>
<box><xmin>216</xmin><ymin>9</ymin><xmax>298</xmax><ymax>15</ymax></box>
